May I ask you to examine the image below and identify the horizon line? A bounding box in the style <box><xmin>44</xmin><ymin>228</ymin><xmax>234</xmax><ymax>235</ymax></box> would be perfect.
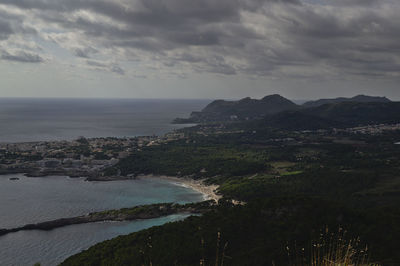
<box><xmin>0</xmin><ymin>94</ymin><xmax>393</xmax><ymax>101</ymax></box>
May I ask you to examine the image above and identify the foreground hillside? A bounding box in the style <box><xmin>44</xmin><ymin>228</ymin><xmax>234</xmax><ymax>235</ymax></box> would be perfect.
<box><xmin>63</xmin><ymin>113</ymin><xmax>400</xmax><ymax>265</ymax></box>
<box><xmin>62</xmin><ymin>197</ymin><xmax>399</xmax><ymax>265</ymax></box>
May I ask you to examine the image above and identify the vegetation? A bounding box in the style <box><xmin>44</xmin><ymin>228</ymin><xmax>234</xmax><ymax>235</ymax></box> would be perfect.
<box><xmin>174</xmin><ymin>94</ymin><xmax>298</xmax><ymax>123</ymax></box>
<box><xmin>302</xmin><ymin>94</ymin><xmax>391</xmax><ymax>108</ymax></box>
<box><xmin>291</xmin><ymin>227</ymin><xmax>372</xmax><ymax>266</ymax></box>
<box><xmin>63</xmin><ymin>99</ymin><xmax>400</xmax><ymax>265</ymax></box>
<box><xmin>175</xmin><ymin>94</ymin><xmax>400</xmax><ymax>129</ymax></box>
<box><xmin>302</xmin><ymin>102</ymin><xmax>400</xmax><ymax>126</ymax></box>
<box><xmin>112</xmin><ymin>141</ymin><xmax>270</xmax><ymax>178</ymax></box>
<box><xmin>63</xmin><ymin>125</ymin><xmax>400</xmax><ymax>265</ymax></box>
<box><xmin>62</xmin><ymin>197</ymin><xmax>399</xmax><ymax>265</ymax></box>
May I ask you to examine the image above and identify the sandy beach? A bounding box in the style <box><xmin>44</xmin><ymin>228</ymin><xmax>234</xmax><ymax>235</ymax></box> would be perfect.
<box><xmin>139</xmin><ymin>175</ymin><xmax>221</xmax><ymax>203</ymax></box>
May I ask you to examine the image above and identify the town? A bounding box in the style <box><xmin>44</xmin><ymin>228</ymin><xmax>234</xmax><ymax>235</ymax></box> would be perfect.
<box><xmin>2</xmin><ymin>122</ymin><xmax>400</xmax><ymax>182</ymax></box>
<box><xmin>0</xmin><ymin>131</ymin><xmax>186</xmax><ymax>180</ymax></box>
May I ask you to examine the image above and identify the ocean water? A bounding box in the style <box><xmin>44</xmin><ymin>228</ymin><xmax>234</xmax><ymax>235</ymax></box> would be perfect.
<box><xmin>1</xmin><ymin>214</ymin><xmax>192</xmax><ymax>266</ymax></box>
<box><xmin>0</xmin><ymin>174</ymin><xmax>204</xmax><ymax>265</ymax></box>
<box><xmin>0</xmin><ymin>98</ymin><xmax>210</xmax><ymax>265</ymax></box>
<box><xmin>0</xmin><ymin>98</ymin><xmax>210</xmax><ymax>142</ymax></box>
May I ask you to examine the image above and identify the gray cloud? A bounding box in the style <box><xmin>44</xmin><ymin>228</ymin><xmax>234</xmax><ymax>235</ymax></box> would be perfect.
<box><xmin>0</xmin><ymin>0</ymin><xmax>398</xmax><ymax>79</ymax></box>
<box><xmin>110</xmin><ymin>64</ymin><xmax>125</xmax><ymax>75</ymax></box>
<box><xmin>0</xmin><ymin>8</ymin><xmax>36</xmax><ymax>40</ymax></box>
<box><xmin>1</xmin><ymin>50</ymin><xmax>43</xmax><ymax>63</ymax></box>
<box><xmin>0</xmin><ymin>19</ymin><xmax>12</xmax><ymax>40</ymax></box>
<box><xmin>329</xmin><ymin>0</ymin><xmax>381</xmax><ymax>6</ymax></box>
<box><xmin>73</xmin><ymin>47</ymin><xmax>98</xmax><ymax>58</ymax></box>
<box><xmin>86</xmin><ymin>60</ymin><xmax>107</xmax><ymax>68</ymax></box>
<box><xmin>86</xmin><ymin>60</ymin><xmax>125</xmax><ymax>75</ymax></box>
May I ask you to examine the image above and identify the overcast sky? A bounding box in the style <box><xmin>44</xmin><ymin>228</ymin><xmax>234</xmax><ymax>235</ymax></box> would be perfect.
<box><xmin>0</xmin><ymin>0</ymin><xmax>399</xmax><ymax>100</ymax></box>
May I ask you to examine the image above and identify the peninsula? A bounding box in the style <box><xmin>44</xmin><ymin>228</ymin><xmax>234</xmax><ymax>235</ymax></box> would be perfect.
<box><xmin>0</xmin><ymin>201</ymin><xmax>215</xmax><ymax>237</ymax></box>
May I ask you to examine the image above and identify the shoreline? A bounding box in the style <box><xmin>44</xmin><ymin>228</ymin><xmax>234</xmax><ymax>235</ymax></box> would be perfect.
<box><xmin>0</xmin><ymin>202</ymin><xmax>214</xmax><ymax>237</ymax></box>
<box><xmin>139</xmin><ymin>175</ymin><xmax>221</xmax><ymax>203</ymax></box>
<box><xmin>1</xmin><ymin>172</ymin><xmax>222</xmax><ymax>202</ymax></box>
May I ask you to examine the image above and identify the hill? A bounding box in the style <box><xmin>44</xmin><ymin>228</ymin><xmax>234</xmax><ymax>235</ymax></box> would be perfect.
<box><xmin>174</xmin><ymin>94</ymin><xmax>393</xmax><ymax>125</ymax></box>
<box><xmin>261</xmin><ymin>110</ymin><xmax>344</xmax><ymax>130</ymax></box>
<box><xmin>173</xmin><ymin>94</ymin><xmax>298</xmax><ymax>123</ymax></box>
<box><xmin>61</xmin><ymin>198</ymin><xmax>400</xmax><ymax>266</ymax></box>
<box><xmin>302</xmin><ymin>101</ymin><xmax>400</xmax><ymax>126</ymax></box>
<box><xmin>303</xmin><ymin>95</ymin><xmax>391</xmax><ymax>108</ymax></box>
<box><xmin>231</xmin><ymin>101</ymin><xmax>400</xmax><ymax>132</ymax></box>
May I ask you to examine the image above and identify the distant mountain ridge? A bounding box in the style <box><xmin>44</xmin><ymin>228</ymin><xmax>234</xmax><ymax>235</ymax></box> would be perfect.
<box><xmin>262</xmin><ymin>110</ymin><xmax>344</xmax><ymax>130</ymax></box>
<box><xmin>173</xmin><ymin>94</ymin><xmax>395</xmax><ymax>127</ymax></box>
<box><xmin>253</xmin><ymin>101</ymin><xmax>400</xmax><ymax>131</ymax></box>
<box><xmin>302</xmin><ymin>101</ymin><xmax>400</xmax><ymax>126</ymax></box>
<box><xmin>173</xmin><ymin>94</ymin><xmax>298</xmax><ymax>123</ymax></box>
<box><xmin>302</xmin><ymin>95</ymin><xmax>391</xmax><ymax>108</ymax></box>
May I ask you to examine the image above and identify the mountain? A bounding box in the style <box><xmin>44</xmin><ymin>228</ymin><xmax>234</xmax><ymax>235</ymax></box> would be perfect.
<box><xmin>303</xmin><ymin>95</ymin><xmax>391</xmax><ymax>108</ymax></box>
<box><xmin>261</xmin><ymin>110</ymin><xmax>345</xmax><ymax>130</ymax></box>
<box><xmin>174</xmin><ymin>94</ymin><xmax>398</xmax><ymax>128</ymax></box>
<box><xmin>230</xmin><ymin>101</ymin><xmax>400</xmax><ymax>132</ymax></box>
<box><xmin>302</xmin><ymin>101</ymin><xmax>400</xmax><ymax>126</ymax></box>
<box><xmin>173</xmin><ymin>94</ymin><xmax>298</xmax><ymax>123</ymax></box>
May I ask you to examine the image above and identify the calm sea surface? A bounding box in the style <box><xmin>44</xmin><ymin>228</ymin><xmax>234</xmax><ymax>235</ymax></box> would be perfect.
<box><xmin>0</xmin><ymin>98</ymin><xmax>210</xmax><ymax>265</ymax></box>
<box><xmin>0</xmin><ymin>98</ymin><xmax>210</xmax><ymax>142</ymax></box>
<box><xmin>0</xmin><ymin>175</ymin><xmax>204</xmax><ymax>266</ymax></box>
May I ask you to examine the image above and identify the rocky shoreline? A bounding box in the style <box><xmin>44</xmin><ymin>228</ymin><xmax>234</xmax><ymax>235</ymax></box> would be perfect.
<box><xmin>0</xmin><ymin>201</ymin><xmax>215</xmax><ymax>237</ymax></box>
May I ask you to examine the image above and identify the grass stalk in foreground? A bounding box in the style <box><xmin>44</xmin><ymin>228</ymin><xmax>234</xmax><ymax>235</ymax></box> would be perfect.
<box><xmin>287</xmin><ymin>227</ymin><xmax>379</xmax><ymax>266</ymax></box>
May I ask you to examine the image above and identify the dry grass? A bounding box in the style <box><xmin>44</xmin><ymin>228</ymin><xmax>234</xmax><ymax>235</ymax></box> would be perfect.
<box><xmin>137</xmin><ymin>227</ymin><xmax>379</xmax><ymax>266</ymax></box>
<box><xmin>286</xmin><ymin>227</ymin><xmax>379</xmax><ymax>266</ymax></box>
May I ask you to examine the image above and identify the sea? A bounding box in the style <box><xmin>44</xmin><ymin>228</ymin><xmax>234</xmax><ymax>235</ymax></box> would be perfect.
<box><xmin>0</xmin><ymin>98</ymin><xmax>210</xmax><ymax>142</ymax></box>
<box><xmin>0</xmin><ymin>98</ymin><xmax>211</xmax><ymax>266</ymax></box>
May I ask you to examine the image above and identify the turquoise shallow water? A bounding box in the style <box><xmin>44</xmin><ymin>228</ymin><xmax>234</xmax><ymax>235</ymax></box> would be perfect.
<box><xmin>0</xmin><ymin>174</ymin><xmax>204</xmax><ymax>266</ymax></box>
<box><xmin>0</xmin><ymin>98</ymin><xmax>210</xmax><ymax>265</ymax></box>
<box><xmin>0</xmin><ymin>214</ymin><xmax>191</xmax><ymax>266</ymax></box>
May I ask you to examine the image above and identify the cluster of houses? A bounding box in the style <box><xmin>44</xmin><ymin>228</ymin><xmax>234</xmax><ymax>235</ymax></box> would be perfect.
<box><xmin>334</xmin><ymin>124</ymin><xmax>400</xmax><ymax>135</ymax></box>
<box><xmin>0</xmin><ymin>131</ymin><xmax>189</xmax><ymax>178</ymax></box>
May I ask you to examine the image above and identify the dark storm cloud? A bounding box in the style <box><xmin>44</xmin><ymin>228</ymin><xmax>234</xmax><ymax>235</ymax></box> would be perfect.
<box><xmin>0</xmin><ymin>0</ymin><xmax>399</xmax><ymax>78</ymax></box>
<box><xmin>1</xmin><ymin>50</ymin><xmax>43</xmax><ymax>63</ymax></box>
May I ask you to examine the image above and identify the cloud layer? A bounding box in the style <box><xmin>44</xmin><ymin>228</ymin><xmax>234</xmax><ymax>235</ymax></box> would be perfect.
<box><xmin>0</xmin><ymin>0</ymin><xmax>399</xmax><ymax>80</ymax></box>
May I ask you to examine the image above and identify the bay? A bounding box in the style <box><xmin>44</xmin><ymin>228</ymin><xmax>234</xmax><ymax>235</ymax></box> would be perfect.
<box><xmin>0</xmin><ymin>98</ymin><xmax>210</xmax><ymax>265</ymax></box>
<box><xmin>0</xmin><ymin>175</ymin><xmax>204</xmax><ymax>266</ymax></box>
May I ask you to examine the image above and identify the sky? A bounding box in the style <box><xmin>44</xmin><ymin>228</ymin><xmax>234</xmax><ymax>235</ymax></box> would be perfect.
<box><xmin>0</xmin><ymin>0</ymin><xmax>399</xmax><ymax>100</ymax></box>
